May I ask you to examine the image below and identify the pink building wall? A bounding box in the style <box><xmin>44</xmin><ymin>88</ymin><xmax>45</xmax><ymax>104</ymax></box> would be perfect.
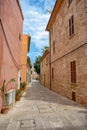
<box><xmin>0</xmin><ymin>0</ymin><xmax>23</xmax><ymax>111</ymax></box>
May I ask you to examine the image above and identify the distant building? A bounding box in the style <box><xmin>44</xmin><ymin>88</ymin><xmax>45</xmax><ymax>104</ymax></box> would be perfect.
<box><xmin>27</xmin><ymin>57</ymin><xmax>32</xmax><ymax>83</ymax></box>
<box><xmin>46</xmin><ymin>0</ymin><xmax>87</xmax><ymax>104</ymax></box>
<box><xmin>0</xmin><ymin>0</ymin><xmax>23</xmax><ymax>111</ymax></box>
<box><xmin>21</xmin><ymin>34</ymin><xmax>31</xmax><ymax>83</ymax></box>
<box><xmin>40</xmin><ymin>49</ymin><xmax>50</xmax><ymax>89</ymax></box>
<box><xmin>31</xmin><ymin>66</ymin><xmax>40</xmax><ymax>80</ymax></box>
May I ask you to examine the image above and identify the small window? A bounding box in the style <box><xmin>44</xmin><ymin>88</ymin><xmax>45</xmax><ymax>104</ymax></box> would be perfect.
<box><xmin>68</xmin><ymin>0</ymin><xmax>73</xmax><ymax>6</ymax></box>
<box><xmin>71</xmin><ymin>61</ymin><xmax>76</xmax><ymax>83</ymax></box>
<box><xmin>53</xmin><ymin>41</ymin><xmax>55</xmax><ymax>53</ymax></box>
<box><xmin>52</xmin><ymin>67</ymin><xmax>54</xmax><ymax>80</ymax></box>
<box><xmin>69</xmin><ymin>15</ymin><xmax>74</xmax><ymax>36</ymax></box>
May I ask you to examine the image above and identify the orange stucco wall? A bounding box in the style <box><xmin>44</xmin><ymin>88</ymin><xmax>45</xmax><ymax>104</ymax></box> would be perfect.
<box><xmin>21</xmin><ymin>34</ymin><xmax>30</xmax><ymax>82</ymax></box>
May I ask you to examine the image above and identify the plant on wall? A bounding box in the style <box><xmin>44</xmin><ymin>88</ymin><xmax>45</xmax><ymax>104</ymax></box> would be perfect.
<box><xmin>15</xmin><ymin>89</ymin><xmax>22</xmax><ymax>101</ymax></box>
<box><xmin>0</xmin><ymin>78</ymin><xmax>15</xmax><ymax>114</ymax></box>
<box><xmin>20</xmin><ymin>82</ymin><xmax>27</xmax><ymax>91</ymax></box>
<box><xmin>0</xmin><ymin>78</ymin><xmax>15</xmax><ymax>93</ymax></box>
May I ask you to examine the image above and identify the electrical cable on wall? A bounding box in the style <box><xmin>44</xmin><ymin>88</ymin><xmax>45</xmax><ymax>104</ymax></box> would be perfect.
<box><xmin>0</xmin><ymin>18</ymin><xmax>20</xmax><ymax>69</ymax></box>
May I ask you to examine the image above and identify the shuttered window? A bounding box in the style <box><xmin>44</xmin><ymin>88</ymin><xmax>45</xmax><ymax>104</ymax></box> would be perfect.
<box><xmin>69</xmin><ymin>15</ymin><xmax>74</xmax><ymax>36</ymax></box>
<box><xmin>68</xmin><ymin>0</ymin><xmax>73</xmax><ymax>6</ymax></box>
<box><xmin>71</xmin><ymin>61</ymin><xmax>76</xmax><ymax>83</ymax></box>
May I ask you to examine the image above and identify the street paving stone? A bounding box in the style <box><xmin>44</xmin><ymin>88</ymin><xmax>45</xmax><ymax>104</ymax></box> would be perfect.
<box><xmin>0</xmin><ymin>80</ymin><xmax>87</xmax><ymax>130</ymax></box>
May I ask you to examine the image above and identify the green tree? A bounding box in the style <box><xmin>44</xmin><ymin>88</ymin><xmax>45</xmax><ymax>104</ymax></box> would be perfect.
<box><xmin>41</xmin><ymin>46</ymin><xmax>49</xmax><ymax>54</ymax></box>
<box><xmin>34</xmin><ymin>55</ymin><xmax>41</xmax><ymax>74</ymax></box>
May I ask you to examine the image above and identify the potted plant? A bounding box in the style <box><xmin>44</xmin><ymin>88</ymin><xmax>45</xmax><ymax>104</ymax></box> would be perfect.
<box><xmin>20</xmin><ymin>82</ymin><xmax>27</xmax><ymax>91</ymax></box>
<box><xmin>0</xmin><ymin>78</ymin><xmax>15</xmax><ymax>114</ymax></box>
<box><xmin>15</xmin><ymin>89</ymin><xmax>22</xmax><ymax>101</ymax></box>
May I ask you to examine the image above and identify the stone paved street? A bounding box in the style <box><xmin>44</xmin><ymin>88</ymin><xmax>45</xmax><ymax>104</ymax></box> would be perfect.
<box><xmin>0</xmin><ymin>80</ymin><xmax>87</xmax><ymax>130</ymax></box>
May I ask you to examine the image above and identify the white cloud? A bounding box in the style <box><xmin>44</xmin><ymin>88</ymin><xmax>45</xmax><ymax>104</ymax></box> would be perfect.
<box><xmin>23</xmin><ymin>8</ymin><xmax>50</xmax><ymax>49</ymax></box>
<box><xmin>20</xmin><ymin>0</ymin><xmax>56</xmax><ymax>63</ymax></box>
<box><xmin>28</xmin><ymin>51</ymin><xmax>41</xmax><ymax>57</ymax></box>
<box><xmin>44</xmin><ymin>0</ymin><xmax>56</xmax><ymax>11</ymax></box>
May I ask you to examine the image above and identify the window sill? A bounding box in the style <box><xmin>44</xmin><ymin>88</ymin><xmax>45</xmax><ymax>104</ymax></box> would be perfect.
<box><xmin>69</xmin><ymin>33</ymin><xmax>75</xmax><ymax>39</ymax></box>
<box><xmin>70</xmin><ymin>82</ymin><xmax>78</xmax><ymax>86</ymax></box>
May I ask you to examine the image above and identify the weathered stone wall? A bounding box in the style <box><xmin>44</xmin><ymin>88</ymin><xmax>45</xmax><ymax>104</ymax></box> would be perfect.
<box><xmin>40</xmin><ymin>53</ymin><xmax>50</xmax><ymax>90</ymax></box>
<box><xmin>51</xmin><ymin>44</ymin><xmax>87</xmax><ymax>104</ymax></box>
<box><xmin>50</xmin><ymin>0</ymin><xmax>87</xmax><ymax>104</ymax></box>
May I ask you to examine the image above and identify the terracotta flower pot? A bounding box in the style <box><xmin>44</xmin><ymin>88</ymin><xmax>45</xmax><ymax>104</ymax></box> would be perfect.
<box><xmin>1</xmin><ymin>107</ymin><xmax>9</xmax><ymax>114</ymax></box>
<box><xmin>16</xmin><ymin>95</ymin><xmax>21</xmax><ymax>101</ymax></box>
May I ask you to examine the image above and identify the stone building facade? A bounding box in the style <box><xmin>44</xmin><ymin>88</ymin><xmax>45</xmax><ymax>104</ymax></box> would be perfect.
<box><xmin>21</xmin><ymin>34</ymin><xmax>31</xmax><ymax>83</ymax></box>
<box><xmin>27</xmin><ymin>57</ymin><xmax>32</xmax><ymax>84</ymax></box>
<box><xmin>0</xmin><ymin>0</ymin><xmax>23</xmax><ymax>111</ymax></box>
<box><xmin>46</xmin><ymin>0</ymin><xmax>87</xmax><ymax>104</ymax></box>
<box><xmin>40</xmin><ymin>50</ymin><xmax>50</xmax><ymax>89</ymax></box>
<box><xmin>31</xmin><ymin>66</ymin><xmax>40</xmax><ymax>80</ymax></box>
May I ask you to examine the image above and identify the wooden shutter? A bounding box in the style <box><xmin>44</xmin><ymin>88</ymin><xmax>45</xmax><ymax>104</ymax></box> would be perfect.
<box><xmin>68</xmin><ymin>0</ymin><xmax>73</xmax><ymax>6</ymax></box>
<box><xmin>71</xmin><ymin>61</ymin><xmax>76</xmax><ymax>83</ymax></box>
<box><xmin>71</xmin><ymin>15</ymin><xmax>74</xmax><ymax>35</ymax></box>
<box><xmin>69</xmin><ymin>18</ymin><xmax>71</xmax><ymax>36</ymax></box>
<box><xmin>52</xmin><ymin>67</ymin><xmax>54</xmax><ymax>80</ymax></box>
<box><xmin>69</xmin><ymin>15</ymin><xmax>74</xmax><ymax>36</ymax></box>
<box><xmin>68</xmin><ymin>0</ymin><xmax>71</xmax><ymax>5</ymax></box>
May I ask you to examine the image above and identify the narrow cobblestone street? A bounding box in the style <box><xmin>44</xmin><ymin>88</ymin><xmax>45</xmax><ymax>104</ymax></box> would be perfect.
<box><xmin>0</xmin><ymin>80</ymin><xmax>87</xmax><ymax>130</ymax></box>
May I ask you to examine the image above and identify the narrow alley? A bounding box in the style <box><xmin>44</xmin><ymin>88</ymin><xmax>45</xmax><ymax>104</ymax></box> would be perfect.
<box><xmin>0</xmin><ymin>80</ymin><xmax>87</xmax><ymax>130</ymax></box>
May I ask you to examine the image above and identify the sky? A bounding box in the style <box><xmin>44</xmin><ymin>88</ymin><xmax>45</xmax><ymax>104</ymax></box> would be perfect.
<box><xmin>20</xmin><ymin>0</ymin><xmax>56</xmax><ymax>64</ymax></box>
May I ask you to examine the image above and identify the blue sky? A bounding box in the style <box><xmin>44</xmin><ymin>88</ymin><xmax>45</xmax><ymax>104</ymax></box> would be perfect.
<box><xmin>20</xmin><ymin>0</ymin><xmax>56</xmax><ymax>64</ymax></box>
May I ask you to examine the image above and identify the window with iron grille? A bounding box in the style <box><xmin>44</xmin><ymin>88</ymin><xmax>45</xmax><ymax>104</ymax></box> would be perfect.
<box><xmin>71</xmin><ymin>61</ymin><xmax>76</xmax><ymax>83</ymax></box>
<box><xmin>69</xmin><ymin>15</ymin><xmax>74</xmax><ymax>36</ymax></box>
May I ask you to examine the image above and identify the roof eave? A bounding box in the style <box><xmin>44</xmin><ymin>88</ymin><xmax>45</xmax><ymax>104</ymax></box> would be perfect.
<box><xmin>40</xmin><ymin>49</ymin><xmax>49</xmax><ymax>62</ymax></box>
<box><xmin>46</xmin><ymin>0</ymin><xmax>63</xmax><ymax>31</ymax></box>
